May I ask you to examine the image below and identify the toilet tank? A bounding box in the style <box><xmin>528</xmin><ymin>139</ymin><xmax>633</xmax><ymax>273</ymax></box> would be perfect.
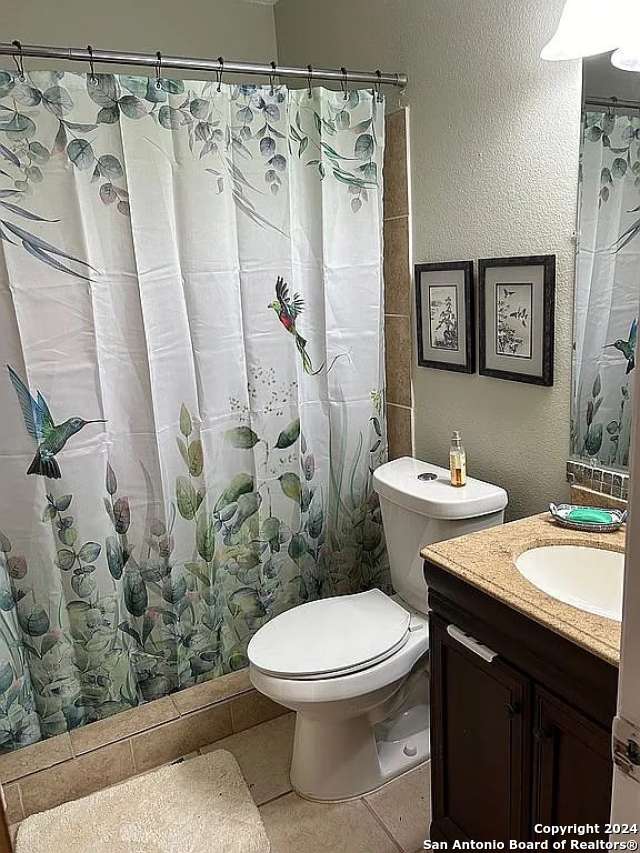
<box><xmin>372</xmin><ymin>457</ymin><xmax>508</xmax><ymax>614</ymax></box>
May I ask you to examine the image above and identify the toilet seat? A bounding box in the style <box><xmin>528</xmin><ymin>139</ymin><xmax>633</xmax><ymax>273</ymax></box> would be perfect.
<box><xmin>249</xmin><ymin>610</ymin><xmax>428</xmax><ymax>708</ymax></box>
<box><xmin>247</xmin><ymin>589</ymin><xmax>411</xmax><ymax>680</ymax></box>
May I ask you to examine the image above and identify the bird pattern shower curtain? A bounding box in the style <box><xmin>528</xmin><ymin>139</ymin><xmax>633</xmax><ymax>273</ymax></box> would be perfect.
<box><xmin>572</xmin><ymin>110</ymin><xmax>640</xmax><ymax>469</ymax></box>
<box><xmin>0</xmin><ymin>68</ymin><xmax>389</xmax><ymax>751</ymax></box>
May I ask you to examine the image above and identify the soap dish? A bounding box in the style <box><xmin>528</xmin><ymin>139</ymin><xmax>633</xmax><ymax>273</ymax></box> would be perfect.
<box><xmin>549</xmin><ymin>502</ymin><xmax>627</xmax><ymax>533</ymax></box>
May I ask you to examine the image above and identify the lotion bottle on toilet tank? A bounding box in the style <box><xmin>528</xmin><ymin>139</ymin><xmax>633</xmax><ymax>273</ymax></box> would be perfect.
<box><xmin>449</xmin><ymin>431</ymin><xmax>467</xmax><ymax>487</ymax></box>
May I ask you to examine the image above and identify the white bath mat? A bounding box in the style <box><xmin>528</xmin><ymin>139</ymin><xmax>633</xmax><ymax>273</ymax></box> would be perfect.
<box><xmin>15</xmin><ymin>749</ymin><xmax>271</xmax><ymax>853</ymax></box>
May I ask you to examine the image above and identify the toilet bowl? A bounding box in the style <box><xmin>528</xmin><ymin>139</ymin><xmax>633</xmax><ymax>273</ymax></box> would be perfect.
<box><xmin>249</xmin><ymin>589</ymin><xmax>428</xmax><ymax>801</ymax></box>
<box><xmin>248</xmin><ymin>457</ymin><xmax>508</xmax><ymax>801</ymax></box>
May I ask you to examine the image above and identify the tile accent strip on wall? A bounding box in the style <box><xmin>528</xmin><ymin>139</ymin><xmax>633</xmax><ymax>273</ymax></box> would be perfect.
<box><xmin>566</xmin><ymin>460</ymin><xmax>629</xmax><ymax>501</ymax></box>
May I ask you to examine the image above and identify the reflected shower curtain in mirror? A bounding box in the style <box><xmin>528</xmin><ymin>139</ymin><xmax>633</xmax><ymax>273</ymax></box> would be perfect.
<box><xmin>0</xmin><ymin>69</ymin><xmax>389</xmax><ymax>751</ymax></box>
<box><xmin>572</xmin><ymin>110</ymin><xmax>640</xmax><ymax>468</ymax></box>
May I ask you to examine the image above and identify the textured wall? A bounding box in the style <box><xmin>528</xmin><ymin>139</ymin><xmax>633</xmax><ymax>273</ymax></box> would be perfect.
<box><xmin>275</xmin><ymin>0</ymin><xmax>583</xmax><ymax>519</ymax></box>
<box><xmin>2</xmin><ymin>0</ymin><xmax>277</xmax><ymax>70</ymax></box>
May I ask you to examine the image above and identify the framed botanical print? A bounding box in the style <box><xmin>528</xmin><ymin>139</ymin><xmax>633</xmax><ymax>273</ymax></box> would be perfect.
<box><xmin>478</xmin><ymin>255</ymin><xmax>555</xmax><ymax>386</ymax></box>
<box><xmin>415</xmin><ymin>261</ymin><xmax>475</xmax><ymax>373</ymax></box>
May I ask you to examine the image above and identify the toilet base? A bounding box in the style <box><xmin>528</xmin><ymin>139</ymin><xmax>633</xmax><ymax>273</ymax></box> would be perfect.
<box><xmin>290</xmin><ymin>689</ymin><xmax>430</xmax><ymax>802</ymax></box>
<box><xmin>248</xmin><ymin>597</ymin><xmax>430</xmax><ymax>803</ymax></box>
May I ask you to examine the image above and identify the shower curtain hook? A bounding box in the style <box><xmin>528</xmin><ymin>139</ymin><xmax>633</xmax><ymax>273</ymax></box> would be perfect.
<box><xmin>374</xmin><ymin>69</ymin><xmax>383</xmax><ymax>103</ymax></box>
<box><xmin>340</xmin><ymin>66</ymin><xmax>348</xmax><ymax>101</ymax></box>
<box><xmin>11</xmin><ymin>40</ymin><xmax>25</xmax><ymax>82</ymax></box>
<box><xmin>307</xmin><ymin>65</ymin><xmax>313</xmax><ymax>99</ymax></box>
<box><xmin>86</xmin><ymin>45</ymin><xmax>96</xmax><ymax>82</ymax></box>
<box><xmin>217</xmin><ymin>57</ymin><xmax>224</xmax><ymax>93</ymax></box>
<box><xmin>269</xmin><ymin>60</ymin><xmax>277</xmax><ymax>96</ymax></box>
<box><xmin>155</xmin><ymin>51</ymin><xmax>162</xmax><ymax>89</ymax></box>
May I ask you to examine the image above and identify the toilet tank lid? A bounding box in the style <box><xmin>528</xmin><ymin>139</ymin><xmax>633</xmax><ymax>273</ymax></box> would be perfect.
<box><xmin>372</xmin><ymin>457</ymin><xmax>508</xmax><ymax>519</ymax></box>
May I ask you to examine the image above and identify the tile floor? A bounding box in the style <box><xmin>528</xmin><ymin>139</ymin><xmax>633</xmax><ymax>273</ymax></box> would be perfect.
<box><xmin>12</xmin><ymin>712</ymin><xmax>431</xmax><ymax>852</ymax></box>
<box><xmin>204</xmin><ymin>712</ymin><xmax>431</xmax><ymax>853</ymax></box>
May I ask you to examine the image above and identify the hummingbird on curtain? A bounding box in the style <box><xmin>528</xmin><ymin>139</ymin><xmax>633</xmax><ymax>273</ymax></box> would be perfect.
<box><xmin>268</xmin><ymin>277</ymin><xmax>346</xmax><ymax>375</ymax></box>
<box><xmin>7</xmin><ymin>366</ymin><xmax>106</xmax><ymax>479</ymax></box>
<box><xmin>604</xmin><ymin>318</ymin><xmax>637</xmax><ymax>374</ymax></box>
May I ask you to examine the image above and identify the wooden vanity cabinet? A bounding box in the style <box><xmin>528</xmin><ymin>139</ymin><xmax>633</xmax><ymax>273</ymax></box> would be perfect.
<box><xmin>430</xmin><ymin>615</ymin><xmax>531</xmax><ymax>841</ymax></box>
<box><xmin>426</xmin><ymin>560</ymin><xmax>618</xmax><ymax>844</ymax></box>
<box><xmin>531</xmin><ymin>688</ymin><xmax>612</xmax><ymax>839</ymax></box>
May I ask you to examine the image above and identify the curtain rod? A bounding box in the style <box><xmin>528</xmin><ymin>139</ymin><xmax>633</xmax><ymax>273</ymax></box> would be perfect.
<box><xmin>584</xmin><ymin>96</ymin><xmax>640</xmax><ymax>111</ymax></box>
<box><xmin>0</xmin><ymin>42</ymin><xmax>408</xmax><ymax>88</ymax></box>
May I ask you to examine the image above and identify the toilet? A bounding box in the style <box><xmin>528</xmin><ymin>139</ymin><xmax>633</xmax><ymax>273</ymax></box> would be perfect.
<box><xmin>247</xmin><ymin>457</ymin><xmax>508</xmax><ymax>801</ymax></box>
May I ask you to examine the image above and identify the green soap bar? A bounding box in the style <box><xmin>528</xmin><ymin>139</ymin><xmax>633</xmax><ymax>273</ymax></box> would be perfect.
<box><xmin>567</xmin><ymin>508</ymin><xmax>614</xmax><ymax>524</ymax></box>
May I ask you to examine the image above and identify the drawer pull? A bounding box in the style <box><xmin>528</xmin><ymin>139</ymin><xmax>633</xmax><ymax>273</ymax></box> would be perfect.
<box><xmin>446</xmin><ymin>624</ymin><xmax>498</xmax><ymax>663</ymax></box>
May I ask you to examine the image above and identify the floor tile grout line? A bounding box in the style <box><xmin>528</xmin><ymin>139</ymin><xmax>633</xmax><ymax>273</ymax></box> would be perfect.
<box><xmin>361</xmin><ymin>797</ymin><xmax>405</xmax><ymax>853</ymax></box>
<box><xmin>257</xmin><ymin>786</ymin><xmax>294</xmax><ymax>809</ymax></box>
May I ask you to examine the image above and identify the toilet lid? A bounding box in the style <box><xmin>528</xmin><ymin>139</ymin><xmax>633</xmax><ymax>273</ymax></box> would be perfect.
<box><xmin>247</xmin><ymin>589</ymin><xmax>410</xmax><ymax>680</ymax></box>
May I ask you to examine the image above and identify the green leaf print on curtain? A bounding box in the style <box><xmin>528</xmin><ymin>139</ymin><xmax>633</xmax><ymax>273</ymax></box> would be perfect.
<box><xmin>0</xmin><ymin>69</ymin><xmax>388</xmax><ymax>752</ymax></box>
<box><xmin>572</xmin><ymin>110</ymin><xmax>640</xmax><ymax>470</ymax></box>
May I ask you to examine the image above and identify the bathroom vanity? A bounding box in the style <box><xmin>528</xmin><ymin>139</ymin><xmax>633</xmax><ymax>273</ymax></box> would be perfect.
<box><xmin>423</xmin><ymin>514</ymin><xmax>623</xmax><ymax>843</ymax></box>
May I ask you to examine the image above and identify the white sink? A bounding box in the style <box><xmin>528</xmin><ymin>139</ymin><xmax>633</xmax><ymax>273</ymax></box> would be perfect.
<box><xmin>515</xmin><ymin>545</ymin><xmax>624</xmax><ymax>621</ymax></box>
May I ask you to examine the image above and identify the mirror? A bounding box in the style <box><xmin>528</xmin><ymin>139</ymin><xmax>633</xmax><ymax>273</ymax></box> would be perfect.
<box><xmin>571</xmin><ymin>55</ymin><xmax>640</xmax><ymax>471</ymax></box>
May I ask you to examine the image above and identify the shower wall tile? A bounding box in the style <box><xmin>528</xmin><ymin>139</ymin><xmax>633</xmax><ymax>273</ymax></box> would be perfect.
<box><xmin>384</xmin><ymin>109</ymin><xmax>409</xmax><ymax>219</ymax></box>
<box><xmin>70</xmin><ymin>696</ymin><xmax>178</xmax><ymax>756</ymax></box>
<box><xmin>383</xmin><ymin>216</ymin><xmax>411</xmax><ymax>316</ymax></box>
<box><xmin>385</xmin><ymin>314</ymin><xmax>413</xmax><ymax>407</ymax></box>
<box><xmin>2</xmin><ymin>783</ymin><xmax>23</xmax><ymax>825</ymax></box>
<box><xmin>19</xmin><ymin>740</ymin><xmax>134</xmax><ymax>817</ymax></box>
<box><xmin>387</xmin><ymin>403</ymin><xmax>413</xmax><ymax>460</ymax></box>
<box><xmin>230</xmin><ymin>691</ymin><xmax>287</xmax><ymax>734</ymax></box>
<box><xmin>0</xmin><ymin>732</ymin><xmax>72</xmax><ymax>784</ymax></box>
<box><xmin>384</xmin><ymin>107</ymin><xmax>413</xmax><ymax>459</ymax></box>
<box><xmin>0</xmin><ymin>672</ymin><xmax>288</xmax><ymax>823</ymax></box>
<box><xmin>171</xmin><ymin>668</ymin><xmax>252</xmax><ymax>715</ymax></box>
<box><xmin>130</xmin><ymin>703</ymin><xmax>232</xmax><ymax>773</ymax></box>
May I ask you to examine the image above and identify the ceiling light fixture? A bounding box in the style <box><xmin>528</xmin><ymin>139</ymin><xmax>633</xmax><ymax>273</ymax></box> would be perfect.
<box><xmin>541</xmin><ymin>0</ymin><xmax>640</xmax><ymax>73</ymax></box>
<box><xmin>541</xmin><ymin>0</ymin><xmax>628</xmax><ymax>61</ymax></box>
<box><xmin>611</xmin><ymin>47</ymin><xmax>640</xmax><ymax>73</ymax></box>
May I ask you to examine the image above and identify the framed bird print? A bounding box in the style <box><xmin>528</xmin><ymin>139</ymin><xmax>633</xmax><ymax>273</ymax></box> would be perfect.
<box><xmin>478</xmin><ymin>255</ymin><xmax>555</xmax><ymax>386</ymax></box>
<box><xmin>415</xmin><ymin>261</ymin><xmax>475</xmax><ymax>373</ymax></box>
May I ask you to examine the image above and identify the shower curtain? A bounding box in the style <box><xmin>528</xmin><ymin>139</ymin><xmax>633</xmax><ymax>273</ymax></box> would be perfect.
<box><xmin>0</xmin><ymin>68</ymin><xmax>389</xmax><ymax>751</ymax></box>
<box><xmin>572</xmin><ymin>110</ymin><xmax>640</xmax><ymax>469</ymax></box>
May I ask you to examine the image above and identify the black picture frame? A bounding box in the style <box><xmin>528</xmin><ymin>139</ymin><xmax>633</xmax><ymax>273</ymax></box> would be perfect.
<box><xmin>478</xmin><ymin>254</ymin><xmax>555</xmax><ymax>386</ymax></box>
<box><xmin>415</xmin><ymin>260</ymin><xmax>475</xmax><ymax>374</ymax></box>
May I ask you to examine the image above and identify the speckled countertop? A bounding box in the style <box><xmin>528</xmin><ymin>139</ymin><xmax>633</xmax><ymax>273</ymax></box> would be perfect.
<box><xmin>421</xmin><ymin>513</ymin><xmax>625</xmax><ymax>666</ymax></box>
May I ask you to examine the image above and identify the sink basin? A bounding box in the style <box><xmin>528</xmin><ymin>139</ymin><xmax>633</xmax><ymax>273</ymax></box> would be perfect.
<box><xmin>515</xmin><ymin>545</ymin><xmax>624</xmax><ymax>621</ymax></box>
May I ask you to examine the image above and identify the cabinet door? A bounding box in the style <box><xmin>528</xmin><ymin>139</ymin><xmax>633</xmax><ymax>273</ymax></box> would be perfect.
<box><xmin>430</xmin><ymin>615</ymin><xmax>531</xmax><ymax>842</ymax></box>
<box><xmin>532</xmin><ymin>687</ymin><xmax>612</xmax><ymax>840</ymax></box>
